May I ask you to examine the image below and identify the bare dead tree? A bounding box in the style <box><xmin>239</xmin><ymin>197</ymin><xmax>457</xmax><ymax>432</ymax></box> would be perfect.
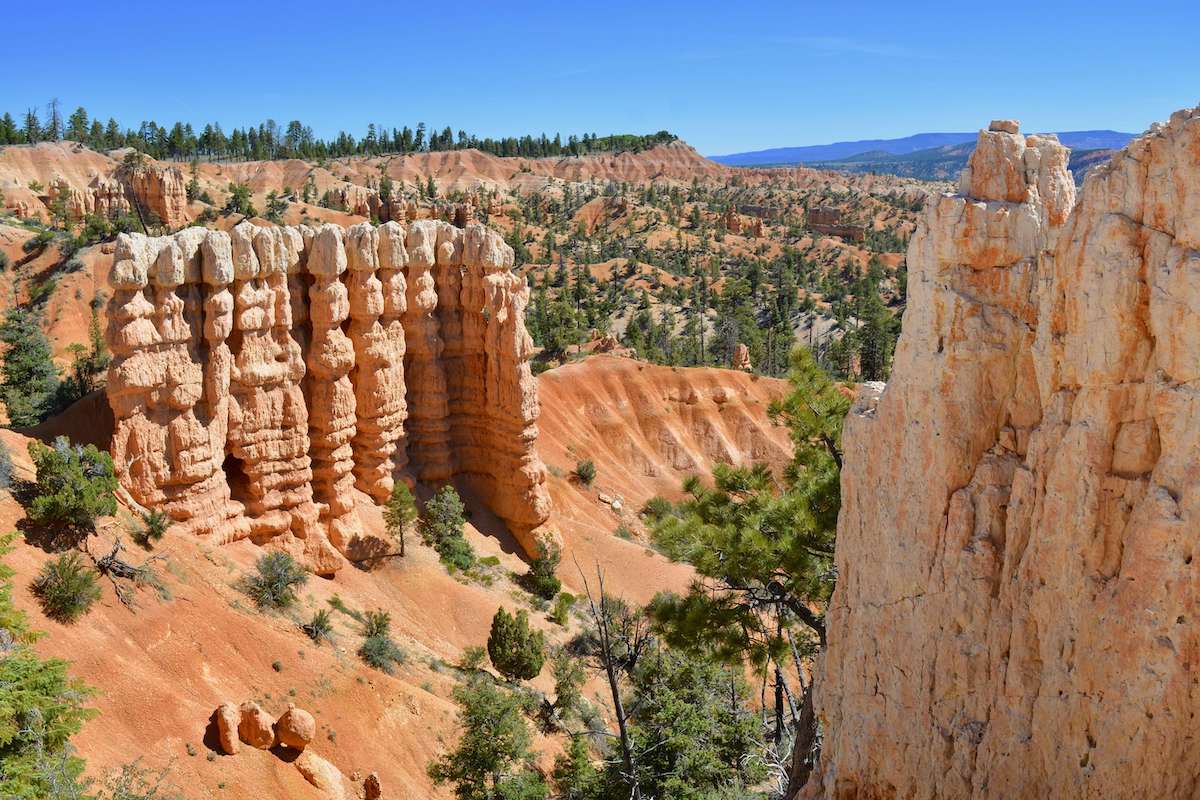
<box><xmin>577</xmin><ymin>561</ymin><xmax>647</xmax><ymax>800</ymax></box>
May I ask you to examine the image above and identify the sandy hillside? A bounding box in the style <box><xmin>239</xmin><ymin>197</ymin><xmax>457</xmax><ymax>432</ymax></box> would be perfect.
<box><xmin>0</xmin><ymin>350</ymin><xmax>791</xmax><ymax>799</ymax></box>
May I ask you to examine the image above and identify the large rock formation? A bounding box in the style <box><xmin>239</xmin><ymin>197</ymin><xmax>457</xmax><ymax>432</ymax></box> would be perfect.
<box><xmin>125</xmin><ymin>161</ymin><xmax>190</xmax><ymax>228</ymax></box>
<box><xmin>807</xmin><ymin>110</ymin><xmax>1200</xmax><ymax>798</ymax></box>
<box><xmin>105</xmin><ymin>219</ymin><xmax>551</xmax><ymax>572</ymax></box>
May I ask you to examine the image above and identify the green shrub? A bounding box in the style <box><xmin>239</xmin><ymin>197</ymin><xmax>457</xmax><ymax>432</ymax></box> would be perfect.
<box><xmin>246</xmin><ymin>551</ymin><xmax>307</xmax><ymax>610</ymax></box>
<box><xmin>520</xmin><ymin>543</ymin><xmax>562</xmax><ymax>600</ymax></box>
<box><xmin>302</xmin><ymin>609</ymin><xmax>334</xmax><ymax>644</ymax></box>
<box><xmin>26</xmin><ymin>437</ymin><xmax>117</xmax><ymax>530</ymax></box>
<box><xmin>420</xmin><ymin>486</ymin><xmax>475</xmax><ymax>571</ymax></box>
<box><xmin>458</xmin><ymin>644</ymin><xmax>486</xmax><ymax>671</ymax></box>
<box><xmin>32</xmin><ymin>552</ymin><xmax>100</xmax><ymax>623</ymax></box>
<box><xmin>359</xmin><ymin>634</ymin><xmax>406</xmax><ymax>673</ymax></box>
<box><xmin>487</xmin><ymin>607</ymin><xmax>546</xmax><ymax>683</ymax></box>
<box><xmin>550</xmin><ymin>592</ymin><xmax>575</xmax><ymax>626</ymax></box>
<box><xmin>574</xmin><ymin>459</ymin><xmax>596</xmax><ymax>486</ymax></box>
<box><xmin>135</xmin><ymin>510</ymin><xmax>170</xmax><ymax>546</ymax></box>
<box><xmin>362</xmin><ymin>609</ymin><xmax>391</xmax><ymax>639</ymax></box>
<box><xmin>0</xmin><ymin>438</ymin><xmax>12</xmax><ymax>490</ymax></box>
<box><xmin>640</xmin><ymin>495</ymin><xmax>674</xmax><ymax>521</ymax></box>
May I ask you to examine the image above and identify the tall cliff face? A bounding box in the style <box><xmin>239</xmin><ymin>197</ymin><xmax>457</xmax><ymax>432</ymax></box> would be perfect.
<box><xmin>125</xmin><ymin>162</ymin><xmax>190</xmax><ymax>228</ymax></box>
<box><xmin>811</xmin><ymin>109</ymin><xmax>1200</xmax><ymax>799</ymax></box>
<box><xmin>105</xmin><ymin>219</ymin><xmax>551</xmax><ymax>574</ymax></box>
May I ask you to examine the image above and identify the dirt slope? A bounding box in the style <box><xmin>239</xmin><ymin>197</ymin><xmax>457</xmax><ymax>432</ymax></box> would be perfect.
<box><xmin>536</xmin><ymin>355</ymin><xmax>793</xmax><ymax>600</ymax></box>
<box><xmin>3</xmin><ymin>354</ymin><xmax>790</xmax><ymax>798</ymax></box>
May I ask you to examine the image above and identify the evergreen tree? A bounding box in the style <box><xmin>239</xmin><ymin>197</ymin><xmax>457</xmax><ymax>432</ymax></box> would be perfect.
<box><xmin>0</xmin><ymin>534</ymin><xmax>96</xmax><ymax>799</ymax></box>
<box><xmin>486</xmin><ymin>607</ymin><xmax>545</xmax><ymax>683</ymax></box>
<box><xmin>648</xmin><ymin>348</ymin><xmax>848</xmax><ymax>791</ymax></box>
<box><xmin>428</xmin><ymin>677</ymin><xmax>547</xmax><ymax>800</ymax></box>
<box><xmin>383</xmin><ymin>481</ymin><xmax>417</xmax><ymax>557</ymax></box>
<box><xmin>419</xmin><ymin>485</ymin><xmax>474</xmax><ymax>570</ymax></box>
<box><xmin>0</xmin><ymin>308</ymin><xmax>61</xmax><ymax>427</ymax></box>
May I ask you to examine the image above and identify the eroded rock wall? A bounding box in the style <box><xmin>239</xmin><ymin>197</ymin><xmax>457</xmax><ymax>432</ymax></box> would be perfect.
<box><xmin>808</xmin><ymin>111</ymin><xmax>1200</xmax><ymax>798</ymax></box>
<box><xmin>106</xmin><ymin>219</ymin><xmax>551</xmax><ymax>572</ymax></box>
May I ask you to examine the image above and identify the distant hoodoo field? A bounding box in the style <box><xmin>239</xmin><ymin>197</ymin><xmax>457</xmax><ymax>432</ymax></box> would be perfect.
<box><xmin>105</xmin><ymin>218</ymin><xmax>551</xmax><ymax>573</ymax></box>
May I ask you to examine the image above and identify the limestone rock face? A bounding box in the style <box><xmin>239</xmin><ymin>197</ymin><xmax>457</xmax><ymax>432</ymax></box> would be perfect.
<box><xmin>127</xmin><ymin>162</ymin><xmax>189</xmax><ymax>228</ymax></box>
<box><xmin>106</xmin><ymin>220</ymin><xmax>552</xmax><ymax>569</ymax></box>
<box><xmin>807</xmin><ymin>107</ymin><xmax>1200</xmax><ymax>798</ymax></box>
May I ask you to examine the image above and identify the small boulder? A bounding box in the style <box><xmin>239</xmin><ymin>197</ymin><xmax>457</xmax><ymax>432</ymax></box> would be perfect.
<box><xmin>214</xmin><ymin>703</ymin><xmax>240</xmax><ymax>755</ymax></box>
<box><xmin>988</xmin><ymin>119</ymin><xmax>1020</xmax><ymax>134</ymax></box>
<box><xmin>364</xmin><ymin>772</ymin><xmax>383</xmax><ymax>800</ymax></box>
<box><xmin>238</xmin><ymin>701</ymin><xmax>275</xmax><ymax>749</ymax></box>
<box><xmin>275</xmin><ymin>704</ymin><xmax>316</xmax><ymax>751</ymax></box>
<box><xmin>296</xmin><ymin>751</ymin><xmax>346</xmax><ymax>800</ymax></box>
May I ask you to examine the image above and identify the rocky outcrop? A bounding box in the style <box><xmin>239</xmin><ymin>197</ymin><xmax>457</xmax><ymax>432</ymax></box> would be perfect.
<box><xmin>808</xmin><ymin>110</ymin><xmax>1200</xmax><ymax>798</ymax></box>
<box><xmin>106</xmin><ymin>219</ymin><xmax>552</xmax><ymax>572</ymax></box>
<box><xmin>126</xmin><ymin>162</ymin><xmax>189</xmax><ymax>228</ymax></box>
<box><xmin>46</xmin><ymin>174</ymin><xmax>131</xmax><ymax>220</ymax></box>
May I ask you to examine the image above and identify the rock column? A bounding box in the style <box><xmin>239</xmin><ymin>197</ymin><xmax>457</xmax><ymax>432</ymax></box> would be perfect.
<box><xmin>305</xmin><ymin>224</ymin><xmax>361</xmax><ymax>549</ymax></box>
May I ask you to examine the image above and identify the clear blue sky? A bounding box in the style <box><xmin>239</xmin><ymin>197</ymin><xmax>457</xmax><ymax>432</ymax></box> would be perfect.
<box><xmin>4</xmin><ymin>0</ymin><xmax>1198</xmax><ymax>155</ymax></box>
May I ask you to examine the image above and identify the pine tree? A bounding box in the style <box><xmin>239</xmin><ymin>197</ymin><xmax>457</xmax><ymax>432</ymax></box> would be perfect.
<box><xmin>648</xmin><ymin>348</ymin><xmax>848</xmax><ymax>791</ymax></box>
<box><xmin>0</xmin><ymin>308</ymin><xmax>61</xmax><ymax>427</ymax></box>
<box><xmin>428</xmin><ymin>676</ymin><xmax>547</xmax><ymax>800</ymax></box>
<box><xmin>383</xmin><ymin>481</ymin><xmax>417</xmax><ymax>557</ymax></box>
<box><xmin>0</xmin><ymin>534</ymin><xmax>96</xmax><ymax>799</ymax></box>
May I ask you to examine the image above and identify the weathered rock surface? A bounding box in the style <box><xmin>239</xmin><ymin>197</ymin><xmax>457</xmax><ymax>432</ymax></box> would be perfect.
<box><xmin>125</xmin><ymin>161</ymin><xmax>189</xmax><ymax>228</ymax></box>
<box><xmin>237</xmin><ymin>702</ymin><xmax>275</xmax><ymax>750</ymax></box>
<box><xmin>275</xmin><ymin>704</ymin><xmax>315</xmax><ymax>751</ymax></box>
<box><xmin>295</xmin><ymin>751</ymin><xmax>348</xmax><ymax>800</ymax></box>
<box><xmin>106</xmin><ymin>219</ymin><xmax>552</xmax><ymax>570</ymax></box>
<box><xmin>214</xmin><ymin>703</ymin><xmax>240</xmax><ymax>755</ymax></box>
<box><xmin>807</xmin><ymin>108</ymin><xmax>1200</xmax><ymax>798</ymax></box>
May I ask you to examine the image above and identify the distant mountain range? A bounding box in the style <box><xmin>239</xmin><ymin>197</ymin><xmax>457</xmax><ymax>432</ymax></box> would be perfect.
<box><xmin>710</xmin><ymin>130</ymin><xmax>1135</xmax><ymax>166</ymax></box>
<box><xmin>710</xmin><ymin>130</ymin><xmax>1136</xmax><ymax>184</ymax></box>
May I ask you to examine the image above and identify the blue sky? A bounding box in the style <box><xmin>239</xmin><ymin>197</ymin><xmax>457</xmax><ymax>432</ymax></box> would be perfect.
<box><xmin>4</xmin><ymin>0</ymin><xmax>1198</xmax><ymax>155</ymax></box>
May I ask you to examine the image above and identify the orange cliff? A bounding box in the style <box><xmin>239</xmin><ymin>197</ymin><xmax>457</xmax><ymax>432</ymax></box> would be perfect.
<box><xmin>805</xmin><ymin>110</ymin><xmax>1200</xmax><ymax>798</ymax></box>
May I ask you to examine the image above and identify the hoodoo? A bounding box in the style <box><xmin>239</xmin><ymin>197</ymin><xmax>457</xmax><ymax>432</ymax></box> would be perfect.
<box><xmin>807</xmin><ymin>108</ymin><xmax>1200</xmax><ymax>797</ymax></box>
<box><xmin>104</xmin><ymin>218</ymin><xmax>551</xmax><ymax>573</ymax></box>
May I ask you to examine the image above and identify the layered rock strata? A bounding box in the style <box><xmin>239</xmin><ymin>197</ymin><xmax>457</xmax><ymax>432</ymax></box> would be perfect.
<box><xmin>125</xmin><ymin>162</ymin><xmax>190</xmax><ymax>228</ymax></box>
<box><xmin>807</xmin><ymin>111</ymin><xmax>1200</xmax><ymax>798</ymax></box>
<box><xmin>106</xmin><ymin>219</ymin><xmax>551</xmax><ymax>572</ymax></box>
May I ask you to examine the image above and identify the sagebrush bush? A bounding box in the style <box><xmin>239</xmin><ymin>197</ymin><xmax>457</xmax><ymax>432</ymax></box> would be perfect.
<box><xmin>359</xmin><ymin>633</ymin><xmax>406</xmax><ymax>673</ymax></box>
<box><xmin>574</xmin><ymin>459</ymin><xmax>596</xmax><ymax>485</ymax></box>
<box><xmin>33</xmin><ymin>552</ymin><xmax>101</xmax><ymax>623</ymax></box>
<box><xmin>246</xmin><ymin>551</ymin><xmax>307</xmax><ymax>610</ymax></box>
<box><xmin>0</xmin><ymin>438</ymin><xmax>12</xmax><ymax>490</ymax></box>
<box><xmin>302</xmin><ymin>609</ymin><xmax>334</xmax><ymax>644</ymax></box>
